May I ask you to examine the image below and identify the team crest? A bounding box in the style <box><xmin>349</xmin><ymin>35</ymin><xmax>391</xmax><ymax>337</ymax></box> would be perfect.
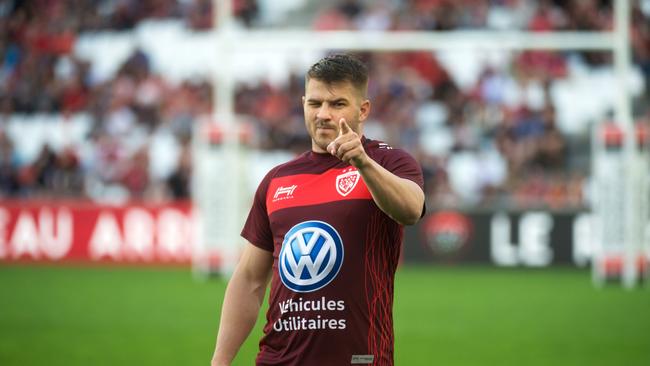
<box><xmin>336</xmin><ymin>170</ymin><xmax>360</xmax><ymax>197</ymax></box>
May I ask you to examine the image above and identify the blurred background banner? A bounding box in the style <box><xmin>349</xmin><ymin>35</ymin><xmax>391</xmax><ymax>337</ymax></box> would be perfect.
<box><xmin>407</xmin><ymin>209</ymin><xmax>590</xmax><ymax>267</ymax></box>
<box><xmin>0</xmin><ymin>0</ymin><xmax>648</xmax><ymax>283</ymax></box>
<box><xmin>0</xmin><ymin>199</ymin><xmax>193</xmax><ymax>264</ymax></box>
<box><xmin>0</xmin><ymin>201</ymin><xmax>593</xmax><ymax>267</ymax></box>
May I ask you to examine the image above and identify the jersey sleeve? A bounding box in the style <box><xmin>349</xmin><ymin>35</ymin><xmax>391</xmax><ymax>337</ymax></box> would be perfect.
<box><xmin>377</xmin><ymin>147</ymin><xmax>426</xmax><ymax>218</ymax></box>
<box><xmin>379</xmin><ymin>148</ymin><xmax>425</xmax><ymax>190</ymax></box>
<box><xmin>240</xmin><ymin>168</ymin><xmax>276</xmax><ymax>252</ymax></box>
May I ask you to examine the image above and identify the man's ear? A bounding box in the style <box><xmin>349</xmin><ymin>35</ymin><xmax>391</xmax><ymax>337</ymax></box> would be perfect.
<box><xmin>359</xmin><ymin>99</ymin><xmax>371</xmax><ymax>122</ymax></box>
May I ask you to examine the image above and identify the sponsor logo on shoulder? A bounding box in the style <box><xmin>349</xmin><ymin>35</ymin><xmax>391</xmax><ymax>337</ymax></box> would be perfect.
<box><xmin>273</xmin><ymin>185</ymin><xmax>297</xmax><ymax>202</ymax></box>
<box><xmin>336</xmin><ymin>169</ymin><xmax>360</xmax><ymax>197</ymax></box>
<box><xmin>378</xmin><ymin>142</ymin><xmax>393</xmax><ymax>150</ymax></box>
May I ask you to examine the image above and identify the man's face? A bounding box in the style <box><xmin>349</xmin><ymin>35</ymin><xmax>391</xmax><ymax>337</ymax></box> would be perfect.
<box><xmin>302</xmin><ymin>78</ymin><xmax>370</xmax><ymax>153</ymax></box>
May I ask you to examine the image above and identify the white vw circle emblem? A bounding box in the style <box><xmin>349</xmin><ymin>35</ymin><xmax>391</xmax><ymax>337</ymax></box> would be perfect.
<box><xmin>279</xmin><ymin>221</ymin><xmax>344</xmax><ymax>292</ymax></box>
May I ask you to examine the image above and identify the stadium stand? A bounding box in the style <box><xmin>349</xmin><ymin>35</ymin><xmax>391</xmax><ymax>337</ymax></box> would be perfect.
<box><xmin>0</xmin><ymin>0</ymin><xmax>648</xmax><ymax>209</ymax></box>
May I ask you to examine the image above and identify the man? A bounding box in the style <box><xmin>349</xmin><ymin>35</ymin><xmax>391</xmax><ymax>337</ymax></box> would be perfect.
<box><xmin>211</xmin><ymin>53</ymin><xmax>425</xmax><ymax>366</ymax></box>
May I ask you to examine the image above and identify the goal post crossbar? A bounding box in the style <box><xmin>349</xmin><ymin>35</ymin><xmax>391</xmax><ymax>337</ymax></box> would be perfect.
<box><xmin>214</xmin><ymin>30</ymin><xmax>616</xmax><ymax>51</ymax></box>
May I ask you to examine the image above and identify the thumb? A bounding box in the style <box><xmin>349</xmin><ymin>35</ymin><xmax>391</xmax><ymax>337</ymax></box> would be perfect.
<box><xmin>339</xmin><ymin>118</ymin><xmax>351</xmax><ymax>136</ymax></box>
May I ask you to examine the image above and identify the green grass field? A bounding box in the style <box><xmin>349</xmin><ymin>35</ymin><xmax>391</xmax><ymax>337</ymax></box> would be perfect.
<box><xmin>1</xmin><ymin>265</ymin><xmax>649</xmax><ymax>366</ymax></box>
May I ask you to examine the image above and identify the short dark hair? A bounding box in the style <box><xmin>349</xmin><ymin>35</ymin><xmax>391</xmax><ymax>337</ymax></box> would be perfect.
<box><xmin>306</xmin><ymin>53</ymin><xmax>369</xmax><ymax>95</ymax></box>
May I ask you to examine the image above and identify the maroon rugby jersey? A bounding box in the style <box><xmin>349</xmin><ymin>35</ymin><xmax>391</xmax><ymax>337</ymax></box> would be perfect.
<box><xmin>241</xmin><ymin>137</ymin><xmax>424</xmax><ymax>366</ymax></box>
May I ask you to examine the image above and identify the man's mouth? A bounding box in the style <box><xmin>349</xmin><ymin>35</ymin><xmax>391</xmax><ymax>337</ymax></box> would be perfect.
<box><xmin>316</xmin><ymin>123</ymin><xmax>336</xmax><ymax>130</ymax></box>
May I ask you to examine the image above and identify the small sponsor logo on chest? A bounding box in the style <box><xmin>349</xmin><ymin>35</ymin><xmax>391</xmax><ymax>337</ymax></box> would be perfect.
<box><xmin>273</xmin><ymin>185</ymin><xmax>297</xmax><ymax>202</ymax></box>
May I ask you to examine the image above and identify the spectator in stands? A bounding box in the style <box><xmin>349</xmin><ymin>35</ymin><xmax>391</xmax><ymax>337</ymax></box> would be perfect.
<box><xmin>28</xmin><ymin>144</ymin><xmax>58</xmax><ymax>195</ymax></box>
<box><xmin>50</xmin><ymin>147</ymin><xmax>85</xmax><ymax>197</ymax></box>
<box><xmin>0</xmin><ymin>131</ymin><xmax>19</xmax><ymax>196</ymax></box>
<box><xmin>631</xmin><ymin>2</ymin><xmax>650</xmax><ymax>102</ymax></box>
<box><xmin>167</xmin><ymin>141</ymin><xmax>191</xmax><ymax>200</ymax></box>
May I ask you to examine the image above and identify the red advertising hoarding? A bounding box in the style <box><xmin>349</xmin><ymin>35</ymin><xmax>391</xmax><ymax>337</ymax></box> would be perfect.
<box><xmin>0</xmin><ymin>200</ymin><xmax>195</xmax><ymax>265</ymax></box>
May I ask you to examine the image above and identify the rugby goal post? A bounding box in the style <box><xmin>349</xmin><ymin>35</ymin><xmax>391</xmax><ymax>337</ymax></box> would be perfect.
<box><xmin>193</xmin><ymin>0</ymin><xmax>648</xmax><ymax>287</ymax></box>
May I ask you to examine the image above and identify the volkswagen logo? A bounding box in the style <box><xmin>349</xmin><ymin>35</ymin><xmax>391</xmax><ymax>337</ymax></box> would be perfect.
<box><xmin>279</xmin><ymin>221</ymin><xmax>344</xmax><ymax>293</ymax></box>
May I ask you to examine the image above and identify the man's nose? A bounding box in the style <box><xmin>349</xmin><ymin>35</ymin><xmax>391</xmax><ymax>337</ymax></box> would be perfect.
<box><xmin>316</xmin><ymin>105</ymin><xmax>332</xmax><ymax>120</ymax></box>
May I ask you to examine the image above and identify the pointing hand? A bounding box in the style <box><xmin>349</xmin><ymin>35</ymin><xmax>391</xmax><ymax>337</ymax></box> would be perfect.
<box><xmin>327</xmin><ymin>118</ymin><xmax>367</xmax><ymax>168</ymax></box>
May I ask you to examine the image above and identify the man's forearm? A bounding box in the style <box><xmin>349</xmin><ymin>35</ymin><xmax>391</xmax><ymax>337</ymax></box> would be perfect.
<box><xmin>211</xmin><ymin>271</ymin><xmax>267</xmax><ymax>366</ymax></box>
<box><xmin>358</xmin><ymin>158</ymin><xmax>424</xmax><ymax>225</ymax></box>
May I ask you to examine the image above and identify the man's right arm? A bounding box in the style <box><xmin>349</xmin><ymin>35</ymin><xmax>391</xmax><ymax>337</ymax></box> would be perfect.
<box><xmin>211</xmin><ymin>243</ymin><xmax>273</xmax><ymax>366</ymax></box>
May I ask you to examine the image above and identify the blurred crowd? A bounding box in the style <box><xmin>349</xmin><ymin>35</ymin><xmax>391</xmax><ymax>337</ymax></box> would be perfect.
<box><xmin>315</xmin><ymin>0</ymin><xmax>618</xmax><ymax>32</ymax></box>
<box><xmin>0</xmin><ymin>0</ymin><xmax>218</xmax><ymax>201</ymax></box>
<box><xmin>311</xmin><ymin>0</ymin><xmax>650</xmax><ymax>97</ymax></box>
<box><xmin>0</xmin><ymin>0</ymin><xmax>649</xmax><ymax>209</ymax></box>
<box><xmin>238</xmin><ymin>51</ymin><xmax>587</xmax><ymax>209</ymax></box>
<box><xmin>242</xmin><ymin>0</ymin><xmax>650</xmax><ymax>209</ymax></box>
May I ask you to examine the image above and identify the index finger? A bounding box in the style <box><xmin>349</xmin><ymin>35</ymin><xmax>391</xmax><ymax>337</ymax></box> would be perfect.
<box><xmin>339</xmin><ymin>118</ymin><xmax>351</xmax><ymax>136</ymax></box>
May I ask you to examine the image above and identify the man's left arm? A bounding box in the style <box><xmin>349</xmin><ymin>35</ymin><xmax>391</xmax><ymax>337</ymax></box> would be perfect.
<box><xmin>328</xmin><ymin>119</ymin><xmax>425</xmax><ymax>225</ymax></box>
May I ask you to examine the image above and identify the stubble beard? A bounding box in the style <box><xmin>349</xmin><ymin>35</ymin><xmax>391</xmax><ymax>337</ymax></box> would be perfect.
<box><xmin>312</xmin><ymin>131</ymin><xmax>335</xmax><ymax>153</ymax></box>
